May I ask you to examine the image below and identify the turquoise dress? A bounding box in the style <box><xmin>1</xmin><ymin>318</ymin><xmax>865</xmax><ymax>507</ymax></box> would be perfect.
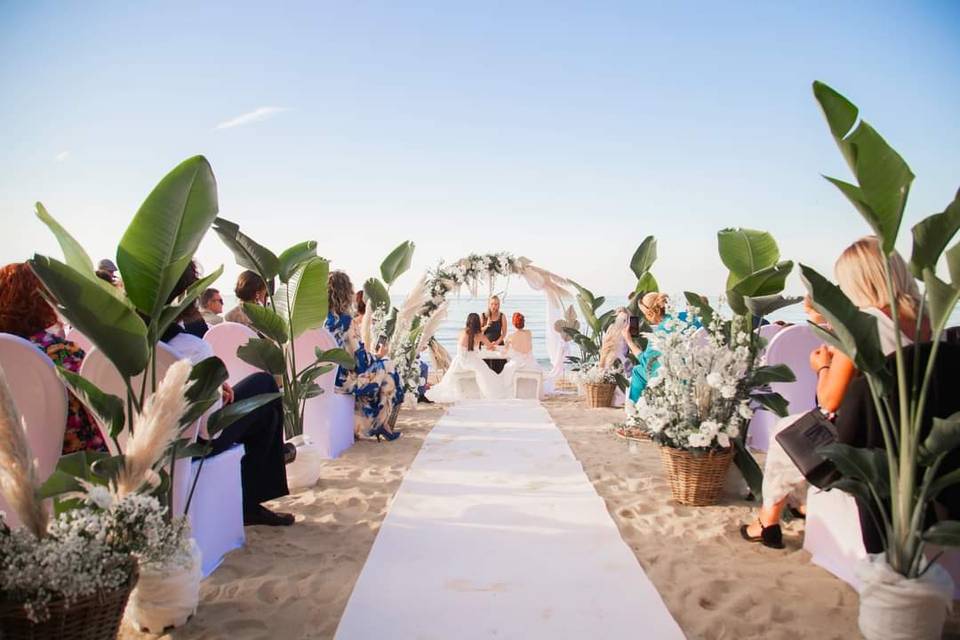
<box><xmin>627</xmin><ymin>312</ymin><xmax>700</xmax><ymax>403</ymax></box>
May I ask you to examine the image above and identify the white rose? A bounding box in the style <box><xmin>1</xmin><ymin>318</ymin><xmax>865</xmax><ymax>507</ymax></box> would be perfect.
<box><xmin>706</xmin><ymin>372</ymin><xmax>723</xmax><ymax>388</ymax></box>
<box><xmin>717</xmin><ymin>433</ymin><xmax>730</xmax><ymax>448</ymax></box>
<box><xmin>720</xmin><ymin>384</ymin><xmax>737</xmax><ymax>399</ymax></box>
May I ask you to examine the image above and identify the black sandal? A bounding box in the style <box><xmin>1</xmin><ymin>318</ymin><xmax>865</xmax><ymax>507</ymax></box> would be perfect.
<box><xmin>740</xmin><ymin>519</ymin><xmax>784</xmax><ymax>549</ymax></box>
<box><xmin>788</xmin><ymin>506</ymin><xmax>806</xmax><ymax>520</ymax></box>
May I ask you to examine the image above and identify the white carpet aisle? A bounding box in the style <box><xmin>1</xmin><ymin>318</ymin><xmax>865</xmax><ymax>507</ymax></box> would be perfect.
<box><xmin>335</xmin><ymin>400</ymin><xmax>684</xmax><ymax>639</ymax></box>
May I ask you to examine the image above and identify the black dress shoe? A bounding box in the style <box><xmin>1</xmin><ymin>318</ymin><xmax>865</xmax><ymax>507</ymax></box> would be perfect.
<box><xmin>739</xmin><ymin>520</ymin><xmax>784</xmax><ymax>549</ymax></box>
<box><xmin>244</xmin><ymin>505</ymin><xmax>295</xmax><ymax>527</ymax></box>
<box><xmin>283</xmin><ymin>442</ymin><xmax>297</xmax><ymax>465</ymax></box>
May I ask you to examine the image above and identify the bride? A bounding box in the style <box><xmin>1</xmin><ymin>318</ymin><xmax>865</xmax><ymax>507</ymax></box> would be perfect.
<box><xmin>426</xmin><ymin>313</ymin><xmax>510</xmax><ymax>403</ymax></box>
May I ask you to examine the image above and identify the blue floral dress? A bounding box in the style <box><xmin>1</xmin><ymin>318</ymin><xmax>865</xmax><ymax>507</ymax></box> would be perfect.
<box><xmin>325</xmin><ymin>312</ymin><xmax>404</xmax><ymax>435</ymax></box>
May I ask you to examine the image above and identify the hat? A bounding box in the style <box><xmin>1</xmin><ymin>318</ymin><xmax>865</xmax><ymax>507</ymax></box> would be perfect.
<box><xmin>97</xmin><ymin>259</ymin><xmax>118</xmax><ymax>273</ymax></box>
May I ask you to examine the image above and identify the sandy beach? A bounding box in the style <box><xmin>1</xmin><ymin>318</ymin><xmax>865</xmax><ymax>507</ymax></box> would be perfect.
<box><xmin>119</xmin><ymin>396</ymin><xmax>960</xmax><ymax>640</ymax></box>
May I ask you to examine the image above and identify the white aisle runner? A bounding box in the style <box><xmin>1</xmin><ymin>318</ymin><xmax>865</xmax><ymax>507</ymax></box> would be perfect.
<box><xmin>335</xmin><ymin>400</ymin><xmax>683</xmax><ymax>639</ymax></box>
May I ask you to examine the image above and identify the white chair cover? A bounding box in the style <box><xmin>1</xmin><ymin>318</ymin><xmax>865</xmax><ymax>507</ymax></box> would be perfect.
<box><xmin>757</xmin><ymin>323</ymin><xmax>782</xmax><ymax>342</ymax></box>
<box><xmin>204</xmin><ymin>322</ymin><xmax>261</xmax><ymax>386</ymax></box>
<box><xmin>0</xmin><ymin>333</ymin><xmax>69</xmax><ymax>529</ymax></box>
<box><xmin>187</xmin><ymin>444</ymin><xmax>245</xmax><ymax>576</ymax></box>
<box><xmin>746</xmin><ymin>325</ymin><xmax>822</xmax><ymax>451</ymax></box>
<box><xmin>293</xmin><ymin>328</ymin><xmax>354</xmax><ymax>458</ymax></box>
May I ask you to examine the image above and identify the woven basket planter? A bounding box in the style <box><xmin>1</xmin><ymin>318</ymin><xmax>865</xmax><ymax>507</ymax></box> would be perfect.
<box><xmin>584</xmin><ymin>383</ymin><xmax>615</xmax><ymax>408</ymax></box>
<box><xmin>658</xmin><ymin>446</ymin><xmax>734</xmax><ymax>506</ymax></box>
<box><xmin>0</xmin><ymin>568</ymin><xmax>137</xmax><ymax>640</ymax></box>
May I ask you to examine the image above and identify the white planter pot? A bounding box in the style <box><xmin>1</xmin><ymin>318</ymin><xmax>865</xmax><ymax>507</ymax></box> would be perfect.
<box><xmin>125</xmin><ymin>538</ymin><xmax>202</xmax><ymax>633</ymax></box>
<box><xmin>856</xmin><ymin>553</ymin><xmax>954</xmax><ymax>640</ymax></box>
<box><xmin>285</xmin><ymin>434</ymin><xmax>325</xmax><ymax>491</ymax></box>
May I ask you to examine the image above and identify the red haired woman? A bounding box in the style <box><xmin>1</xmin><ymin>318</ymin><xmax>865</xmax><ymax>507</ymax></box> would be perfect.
<box><xmin>0</xmin><ymin>263</ymin><xmax>106</xmax><ymax>453</ymax></box>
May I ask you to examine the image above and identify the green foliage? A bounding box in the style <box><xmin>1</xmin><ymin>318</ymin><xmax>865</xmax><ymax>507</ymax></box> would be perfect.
<box><xmin>55</xmin><ymin>368</ymin><xmax>125</xmax><ymax>441</ymax></box>
<box><xmin>276</xmin><ymin>257</ymin><xmax>329</xmax><ymax>339</ymax></box>
<box><xmin>809</xmin><ymin>81</ymin><xmax>960</xmax><ymax>579</ymax></box>
<box><xmin>212</xmin><ymin>217</ymin><xmax>280</xmax><ymax>283</ymax></box>
<box><xmin>363</xmin><ymin>278</ymin><xmax>391</xmax><ymax>314</ymax></box>
<box><xmin>237</xmin><ymin>339</ymin><xmax>286</xmax><ymax>375</ymax></box>
<box><xmin>380</xmin><ymin>240</ymin><xmax>416</xmax><ymax>286</ymax></box>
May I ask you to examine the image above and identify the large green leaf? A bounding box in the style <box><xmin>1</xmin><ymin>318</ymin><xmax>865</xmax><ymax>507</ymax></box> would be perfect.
<box><xmin>38</xmin><ymin>450</ymin><xmax>112</xmax><ymax>499</ymax></box>
<box><xmin>909</xmin><ymin>190</ymin><xmax>960</xmax><ymax>278</ymax></box>
<box><xmin>751</xmin><ymin>392</ymin><xmax>790</xmax><ymax>417</ymax></box>
<box><xmin>277</xmin><ymin>241</ymin><xmax>318</xmax><ymax>284</ymax></box>
<box><xmin>29</xmin><ymin>256</ymin><xmax>149</xmax><ymax>377</ymax></box>
<box><xmin>750</xmin><ymin>364</ymin><xmax>796</xmax><ymax>386</ymax></box>
<box><xmin>363</xmin><ymin>278</ymin><xmax>390</xmax><ymax>314</ymax></box>
<box><xmin>819</xmin><ymin>443</ymin><xmax>890</xmax><ymax>497</ymax></box>
<box><xmin>947</xmin><ymin>242</ymin><xmax>960</xmax><ymax>286</ymax></box>
<box><xmin>634</xmin><ymin>272</ymin><xmax>659</xmax><ymax>294</ymax></box>
<box><xmin>919</xmin><ymin>412</ymin><xmax>960</xmax><ymax>466</ymax></box>
<box><xmin>237</xmin><ymin>338</ymin><xmax>285</xmax><ymax>375</ymax></box>
<box><xmin>56</xmin><ymin>367</ymin><xmax>125</xmax><ymax>439</ymax></box>
<box><xmin>800</xmin><ymin>264</ymin><xmax>887</xmax><ymax>376</ymax></box>
<box><xmin>630</xmin><ymin>236</ymin><xmax>657</xmax><ymax>280</ymax></box>
<box><xmin>243</xmin><ymin>303</ymin><xmax>289</xmax><ymax>344</ymax></box>
<box><xmin>380</xmin><ymin>240</ymin><xmax>416</xmax><ymax>286</ymax></box>
<box><xmin>813</xmin><ymin>82</ymin><xmax>914</xmax><ymax>253</ymax></box>
<box><xmin>733</xmin><ymin>437</ymin><xmax>764</xmax><ymax>501</ymax></box>
<box><xmin>683</xmin><ymin>291</ymin><xmax>715</xmax><ymax>328</ymax></box>
<box><xmin>315</xmin><ymin>347</ymin><xmax>357</xmax><ymax>370</ymax></box>
<box><xmin>922</xmin><ymin>270</ymin><xmax>960</xmax><ymax>337</ymax></box>
<box><xmin>180</xmin><ymin>356</ymin><xmax>230</xmax><ymax>427</ymax></box>
<box><xmin>577</xmin><ymin>295</ymin><xmax>599</xmax><ymax>334</ymax></box>
<box><xmin>731</xmin><ymin>261</ymin><xmax>794</xmax><ymax>297</ymax></box>
<box><xmin>155</xmin><ymin>265</ymin><xmax>224</xmax><ymax>339</ymax></box>
<box><xmin>206</xmin><ymin>392</ymin><xmax>281</xmax><ymax>438</ymax></box>
<box><xmin>922</xmin><ymin>521</ymin><xmax>960</xmax><ymax>548</ymax></box>
<box><xmin>744</xmin><ymin>294</ymin><xmax>802</xmax><ymax>318</ymax></box>
<box><xmin>717</xmin><ymin>228</ymin><xmax>780</xmax><ymax>279</ymax></box>
<box><xmin>117</xmin><ymin>156</ymin><xmax>219</xmax><ymax>318</ymax></box>
<box><xmin>275</xmin><ymin>257</ymin><xmax>329</xmax><ymax>339</ymax></box>
<box><xmin>34</xmin><ymin>203</ymin><xmax>100</xmax><ymax>287</ymax></box>
<box><xmin>212</xmin><ymin>217</ymin><xmax>280</xmax><ymax>282</ymax></box>
<box><xmin>568</xmin><ymin>280</ymin><xmax>597</xmax><ymax>307</ymax></box>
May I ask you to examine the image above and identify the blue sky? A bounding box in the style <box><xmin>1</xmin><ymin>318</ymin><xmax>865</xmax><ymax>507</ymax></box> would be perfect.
<box><xmin>1</xmin><ymin>1</ymin><xmax>958</xmax><ymax>298</ymax></box>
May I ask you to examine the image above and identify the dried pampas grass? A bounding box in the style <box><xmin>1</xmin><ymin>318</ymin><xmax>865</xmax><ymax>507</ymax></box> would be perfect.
<box><xmin>0</xmin><ymin>364</ymin><xmax>48</xmax><ymax>537</ymax></box>
<box><xmin>115</xmin><ymin>359</ymin><xmax>192</xmax><ymax>498</ymax></box>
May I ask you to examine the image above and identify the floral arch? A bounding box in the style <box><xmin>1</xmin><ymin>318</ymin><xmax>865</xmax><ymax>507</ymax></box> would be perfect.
<box><xmin>369</xmin><ymin>252</ymin><xmax>574</xmax><ymax>396</ymax></box>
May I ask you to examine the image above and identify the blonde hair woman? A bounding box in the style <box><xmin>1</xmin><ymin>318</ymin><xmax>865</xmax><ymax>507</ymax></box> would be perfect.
<box><xmin>742</xmin><ymin>236</ymin><xmax>929</xmax><ymax>548</ymax></box>
<box><xmin>481</xmin><ymin>295</ymin><xmax>507</xmax><ymax>346</ymax></box>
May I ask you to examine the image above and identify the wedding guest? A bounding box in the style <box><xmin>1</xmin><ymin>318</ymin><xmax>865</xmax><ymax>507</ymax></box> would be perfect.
<box><xmin>164</xmin><ymin>261</ymin><xmax>294</xmax><ymax>527</ymax></box>
<box><xmin>325</xmin><ymin>271</ymin><xmax>403</xmax><ymax>441</ymax></box>
<box><xmin>481</xmin><ymin>295</ymin><xmax>507</xmax><ymax>346</ymax></box>
<box><xmin>0</xmin><ymin>262</ymin><xmax>107</xmax><ymax>454</ymax></box>
<box><xmin>224</xmin><ymin>270</ymin><xmax>267</xmax><ymax>329</ymax></box>
<box><xmin>504</xmin><ymin>312</ymin><xmax>535</xmax><ymax>364</ymax></box>
<box><xmin>741</xmin><ymin>236</ymin><xmax>928</xmax><ymax>548</ymax></box>
<box><xmin>621</xmin><ymin>293</ymin><xmax>669</xmax><ymax>403</ymax></box>
<box><xmin>199</xmin><ymin>288</ymin><xmax>224</xmax><ymax>327</ymax></box>
<box><xmin>96</xmin><ymin>258</ymin><xmax>120</xmax><ymax>287</ymax></box>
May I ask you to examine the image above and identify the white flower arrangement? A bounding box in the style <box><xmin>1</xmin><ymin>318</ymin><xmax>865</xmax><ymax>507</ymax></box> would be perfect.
<box><xmin>634</xmin><ymin>316</ymin><xmax>754</xmax><ymax>452</ymax></box>
<box><xmin>572</xmin><ymin>360</ymin><xmax>622</xmax><ymax>385</ymax></box>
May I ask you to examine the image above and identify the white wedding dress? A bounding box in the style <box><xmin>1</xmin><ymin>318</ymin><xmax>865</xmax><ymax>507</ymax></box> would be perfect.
<box><xmin>426</xmin><ymin>342</ymin><xmax>510</xmax><ymax>403</ymax></box>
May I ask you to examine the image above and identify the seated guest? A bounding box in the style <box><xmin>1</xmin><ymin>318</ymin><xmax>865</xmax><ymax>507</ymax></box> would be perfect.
<box><xmin>0</xmin><ymin>263</ymin><xmax>107</xmax><ymax>454</ymax></box>
<box><xmin>166</xmin><ymin>262</ymin><xmax>294</xmax><ymax>527</ymax></box>
<box><xmin>180</xmin><ymin>299</ymin><xmax>209</xmax><ymax>338</ymax></box>
<box><xmin>504</xmin><ymin>312</ymin><xmax>537</xmax><ymax>369</ymax></box>
<box><xmin>741</xmin><ymin>236</ymin><xmax>928</xmax><ymax>548</ymax></box>
<box><xmin>199</xmin><ymin>288</ymin><xmax>224</xmax><ymax>327</ymax></box>
<box><xmin>224</xmin><ymin>270</ymin><xmax>267</xmax><ymax>329</ymax></box>
<box><xmin>96</xmin><ymin>258</ymin><xmax>120</xmax><ymax>288</ymax></box>
<box><xmin>325</xmin><ymin>271</ymin><xmax>403</xmax><ymax>441</ymax></box>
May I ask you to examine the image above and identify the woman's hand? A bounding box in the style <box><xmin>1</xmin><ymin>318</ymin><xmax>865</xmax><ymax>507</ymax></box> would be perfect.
<box><xmin>376</xmin><ymin>343</ymin><xmax>389</xmax><ymax>358</ymax></box>
<box><xmin>221</xmin><ymin>382</ymin><xmax>235</xmax><ymax>405</ymax></box>
<box><xmin>621</xmin><ymin>326</ymin><xmax>641</xmax><ymax>356</ymax></box>
<box><xmin>809</xmin><ymin>345</ymin><xmax>833</xmax><ymax>372</ymax></box>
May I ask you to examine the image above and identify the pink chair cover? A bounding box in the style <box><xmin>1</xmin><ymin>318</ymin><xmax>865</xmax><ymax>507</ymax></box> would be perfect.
<box><xmin>746</xmin><ymin>325</ymin><xmax>822</xmax><ymax>451</ymax></box>
<box><xmin>204</xmin><ymin>322</ymin><xmax>261</xmax><ymax>386</ymax></box>
<box><xmin>0</xmin><ymin>333</ymin><xmax>69</xmax><ymax>529</ymax></box>
<box><xmin>292</xmin><ymin>328</ymin><xmax>355</xmax><ymax>458</ymax></box>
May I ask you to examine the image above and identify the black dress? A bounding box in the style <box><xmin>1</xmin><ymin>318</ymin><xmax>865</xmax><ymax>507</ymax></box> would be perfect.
<box><xmin>482</xmin><ymin>313</ymin><xmax>506</xmax><ymax>373</ymax></box>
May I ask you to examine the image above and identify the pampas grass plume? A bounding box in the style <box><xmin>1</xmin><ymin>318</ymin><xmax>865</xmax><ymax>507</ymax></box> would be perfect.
<box><xmin>0</xmin><ymin>364</ymin><xmax>48</xmax><ymax>537</ymax></box>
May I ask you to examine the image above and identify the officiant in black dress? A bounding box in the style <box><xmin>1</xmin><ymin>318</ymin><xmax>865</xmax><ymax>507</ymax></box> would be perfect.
<box><xmin>481</xmin><ymin>295</ymin><xmax>508</xmax><ymax>373</ymax></box>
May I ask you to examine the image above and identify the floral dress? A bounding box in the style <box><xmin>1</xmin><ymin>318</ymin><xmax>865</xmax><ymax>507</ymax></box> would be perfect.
<box><xmin>29</xmin><ymin>331</ymin><xmax>107</xmax><ymax>454</ymax></box>
<box><xmin>325</xmin><ymin>312</ymin><xmax>404</xmax><ymax>435</ymax></box>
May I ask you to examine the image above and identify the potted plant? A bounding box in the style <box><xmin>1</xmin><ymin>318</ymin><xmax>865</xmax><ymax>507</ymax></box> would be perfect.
<box><xmin>806</xmin><ymin>81</ymin><xmax>960</xmax><ymax>639</ymax></box>
<box><xmin>573</xmin><ymin>361</ymin><xmax>622</xmax><ymax>408</ymax></box>
<box><xmin>635</xmin><ymin>316</ymin><xmax>759</xmax><ymax>506</ymax></box>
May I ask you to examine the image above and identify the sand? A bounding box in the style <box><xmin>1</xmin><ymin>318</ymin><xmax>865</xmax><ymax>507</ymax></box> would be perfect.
<box><xmin>122</xmin><ymin>396</ymin><xmax>960</xmax><ymax>639</ymax></box>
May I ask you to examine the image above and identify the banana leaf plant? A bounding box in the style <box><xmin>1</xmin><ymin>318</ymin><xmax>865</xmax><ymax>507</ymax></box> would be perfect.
<box><xmin>683</xmin><ymin>228</ymin><xmax>801</xmax><ymax>500</ymax></box>
<box><xmin>213</xmin><ymin>218</ymin><xmax>354</xmax><ymax>439</ymax></box>
<box><xmin>27</xmin><ymin>156</ymin><xmax>275</xmax><ymax>518</ymax></box>
<box><xmin>362</xmin><ymin>240</ymin><xmax>416</xmax><ymax>345</ymax></box>
<box><xmin>808</xmin><ymin>81</ymin><xmax>960</xmax><ymax>578</ymax></box>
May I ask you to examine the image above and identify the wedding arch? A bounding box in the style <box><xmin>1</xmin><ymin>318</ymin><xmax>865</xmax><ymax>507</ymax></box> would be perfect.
<box><xmin>367</xmin><ymin>252</ymin><xmax>575</xmax><ymax>396</ymax></box>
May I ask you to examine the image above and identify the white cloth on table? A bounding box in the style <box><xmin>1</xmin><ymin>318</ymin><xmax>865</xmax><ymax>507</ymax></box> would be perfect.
<box><xmin>762</xmin><ymin>307</ymin><xmax>906</xmax><ymax>508</ymax></box>
<box><xmin>426</xmin><ymin>345</ymin><xmax>510</xmax><ymax>402</ymax></box>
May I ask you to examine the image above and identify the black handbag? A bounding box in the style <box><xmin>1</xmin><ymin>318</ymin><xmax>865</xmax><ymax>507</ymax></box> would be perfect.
<box><xmin>774</xmin><ymin>409</ymin><xmax>840</xmax><ymax>489</ymax></box>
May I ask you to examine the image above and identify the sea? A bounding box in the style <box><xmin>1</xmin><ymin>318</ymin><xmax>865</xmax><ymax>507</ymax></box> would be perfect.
<box><xmin>219</xmin><ymin>293</ymin><xmax>960</xmax><ymax>369</ymax></box>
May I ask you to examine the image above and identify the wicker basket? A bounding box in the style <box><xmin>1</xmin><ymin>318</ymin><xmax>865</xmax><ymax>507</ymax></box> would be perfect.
<box><xmin>658</xmin><ymin>446</ymin><xmax>733</xmax><ymax>506</ymax></box>
<box><xmin>584</xmin><ymin>383</ymin><xmax>615</xmax><ymax>408</ymax></box>
<box><xmin>0</xmin><ymin>568</ymin><xmax>137</xmax><ymax>640</ymax></box>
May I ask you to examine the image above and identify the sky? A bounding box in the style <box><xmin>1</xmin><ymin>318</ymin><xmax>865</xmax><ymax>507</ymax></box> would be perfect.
<box><xmin>1</xmin><ymin>1</ymin><xmax>958</xmax><ymax>300</ymax></box>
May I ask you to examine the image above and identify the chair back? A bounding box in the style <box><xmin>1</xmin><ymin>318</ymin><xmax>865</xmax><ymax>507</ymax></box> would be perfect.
<box><xmin>65</xmin><ymin>328</ymin><xmax>94</xmax><ymax>354</ymax></box>
<box><xmin>757</xmin><ymin>323</ymin><xmax>782</xmax><ymax>343</ymax></box>
<box><xmin>79</xmin><ymin>343</ymin><xmax>183</xmax><ymax>455</ymax></box>
<box><xmin>746</xmin><ymin>324</ymin><xmax>823</xmax><ymax>451</ymax></box>
<box><xmin>292</xmin><ymin>329</ymin><xmax>336</xmax><ymax>441</ymax></box>
<box><xmin>0</xmin><ymin>333</ymin><xmax>69</xmax><ymax>490</ymax></box>
<box><xmin>204</xmin><ymin>322</ymin><xmax>261</xmax><ymax>386</ymax></box>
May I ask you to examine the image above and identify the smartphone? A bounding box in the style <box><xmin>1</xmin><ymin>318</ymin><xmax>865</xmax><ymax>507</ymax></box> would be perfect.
<box><xmin>628</xmin><ymin>315</ymin><xmax>640</xmax><ymax>337</ymax></box>
<box><xmin>375</xmin><ymin>334</ymin><xmax>388</xmax><ymax>351</ymax></box>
